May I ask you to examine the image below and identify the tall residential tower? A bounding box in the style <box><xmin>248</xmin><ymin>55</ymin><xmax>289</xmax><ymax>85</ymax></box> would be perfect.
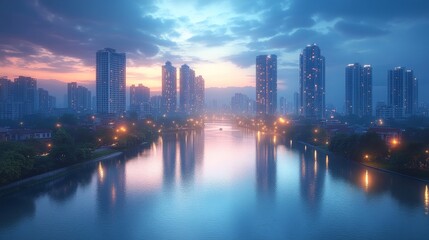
<box><xmin>299</xmin><ymin>44</ymin><xmax>325</xmax><ymax>119</ymax></box>
<box><xmin>387</xmin><ymin>67</ymin><xmax>418</xmax><ymax>118</ymax></box>
<box><xmin>256</xmin><ymin>54</ymin><xmax>277</xmax><ymax>117</ymax></box>
<box><xmin>179</xmin><ymin>64</ymin><xmax>195</xmax><ymax>114</ymax></box>
<box><xmin>96</xmin><ymin>48</ymin><xmax>126</xmax><ymax>115</ymax></box>
<box><xmin>162</xmin><ymin>61</ymin><xmax>177</xmax><ymax>114</ymax></box>
<box><xmin>345</xmin><ymin>63</ymin><xmax>372</xmax><ymax>117</ymax></box>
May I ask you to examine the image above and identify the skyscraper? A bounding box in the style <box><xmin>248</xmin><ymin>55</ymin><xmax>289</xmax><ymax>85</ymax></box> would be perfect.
<box><xmin>77</xmin><ymin>86</ymin><xmax>91</xmax><ymax>113</ymax></box>
<box><xmin>231</xmin><ymin>93</ymin><xmax>251</xmax><ymax>115</ymax></box>
<box><xmin>293</xmin><ymin>92</ymin><xmax>299</xmax><ymax>116</ymax></box>
<box><xmin>345</xmin><ymin>63</ymin><xmax>372</xmax><ymax>117</ymax></box>
<box><xmin>96</xmin><ymin>48</ymin><xmax>126</xmax><ymax>115</ymax></box>
<box><xmin>162</xmin><ymin>61</ymin><xmax>177</xmax><ymax>114</ymax></box>
<box><xmin>14</xmin><ymin>76</ymin><xmax>38</xmax><ymax>116</ymax></box>
<box><xmin>180</xmin><ymin>64</ymin><xmax>195</xmax><ymax>114</ymax></box>
<box><xmin>256</xmin><ymin>54</ymin><xmax>277</xmax><ymax>116</ymax></box>
<box><xmin>404</xmin><ymin>69</ymin><xmax>418</xmax><ymax>116</ymax></box>
<box><xmin>130</xmin><ymin>84</ymin><xmax>150</xmax><ymax>117</ymax></box>
<box><xmin>67</xmin><ymin>82</ymin><xmax>78</xmax><ymax>111</ymax></box>
<box><xmin>299</xmin><ymin>44</ymin><xmax>325</xmax><ymax>119</ymax></box>
<box><xmin>0</xmin><ymin>76</ymin><xmax>38</xmax><ymax>119</ymax></box>
<box><xmin>68</xmin><ymin>82</ymin><xmax>91</xmax><ymax>113</ymax></box>
<box><xmin>194</xmin><ymin>75</ymin><xmax>205</xmax><ymax>115</ymax></box>
<box><xmin>388</xmin><ymin>67</ymin><xmax>418</xmax><ymax>118</ymax></box>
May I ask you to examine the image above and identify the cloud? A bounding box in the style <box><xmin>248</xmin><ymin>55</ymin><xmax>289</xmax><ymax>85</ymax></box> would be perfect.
<box><xmin>0</xmin><ymin>0</ymin><xmax>177</xmax><ymax>71</ymax></box>
<box><xmin>334</xmin><ymin>21</ymin><xmax>389</xmax><ymax>39</ymax></box>
<box><xmin>187</xmin><ymin>29</ymin><xmax>234</xmax><ymax>47</ymax></box>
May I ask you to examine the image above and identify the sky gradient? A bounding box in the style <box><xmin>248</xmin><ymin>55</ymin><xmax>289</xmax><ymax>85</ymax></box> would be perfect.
<box><xmin>1</xmin><ymin>0</ymin><xmax>428</xmax><ymax>110</ymax></box>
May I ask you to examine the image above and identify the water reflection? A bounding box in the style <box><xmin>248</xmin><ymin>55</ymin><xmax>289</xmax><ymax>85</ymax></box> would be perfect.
<box><xmin>325</xmin><ymin>155</ymin><xmax>329</xmax><ymax>171</ymax></box>
<box><xmin>162</xmin><ymin>133</ymin><xmax>177</xmax><ymax>187</ymax></box>
<box><xmin>0</xmin><ymin>163</ymin><xmax>96</xmax><ymax>230</ymax></box>
<box><xmin>162</xmin><ymin>130</ymin><xmax>204</xmax><ymax>187</ymax></box>
<box><xmin>326</xmin><ymin>153</ymin><xmax>425</xmax><ymax>210</ymax></box>
<box><xmin>97</xmin><ymin>158</ymin><xmax>126</xmax><ymax>216</ymax></box>
<box><xmin>425</xmin><ymin>185</ymin><xmax>428</xmax><ymax>215</ymax></box>
<box><xmin>299</xmin><ymin>146</ymin><xmax>325</xmax><ymax>211</ymax></box>
<box><xmin>364</xmin><ymin>170</ymin><xmax>370</xmax><ymax>192</ymax></box>
<box><xmin>1</xmin><ymin>125</ymin><xmax>429</xmax><ymax>239</ymax></box>
<box><xmin>255</xmin><ymin>134</ymin><xmax>277</xmax><ymax>198</ymax></box>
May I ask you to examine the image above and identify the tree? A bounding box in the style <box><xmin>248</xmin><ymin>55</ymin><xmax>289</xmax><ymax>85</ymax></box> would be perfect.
<box><xmin>50</xmin><ymin>128</ymin><xmax>77</xmax><ymax>164</ymax></box>
<box><xmin>0</xmin><ymin>151</ymin><xmax>34</xmax><ymax>184</ymax></box>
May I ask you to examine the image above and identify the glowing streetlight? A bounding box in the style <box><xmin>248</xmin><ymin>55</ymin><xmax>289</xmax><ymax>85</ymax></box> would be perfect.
<box><xmin>391</xmin><ymin>138</ymin><xmax>399</xmax><ymax>147</ymax></box>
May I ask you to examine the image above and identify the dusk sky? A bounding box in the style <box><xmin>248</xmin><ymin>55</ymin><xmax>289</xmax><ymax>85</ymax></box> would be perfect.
<box><xmin>1</xmin><ymin>0</ymin><xmax>428</xmax><ymax>110</ymax></box>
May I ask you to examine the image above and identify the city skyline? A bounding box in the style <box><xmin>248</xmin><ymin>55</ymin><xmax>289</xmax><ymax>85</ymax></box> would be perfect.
<box><xmin>1</xmin><ymin>0</ymin><xmax>429</xmax><ymax>110</ymax></box>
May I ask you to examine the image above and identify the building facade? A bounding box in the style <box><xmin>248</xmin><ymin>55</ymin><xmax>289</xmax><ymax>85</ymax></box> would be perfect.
<box><xmin>130</xmin><ymin>84</ymin><xmax>150</xmax><ymax>117</ymax></box>
<box><xmin>162</xmin><ymin>61</ymin><xmax>177</xmax><ymax>114</ymax></box>
<box><xmin>179</xmin><ymin>64</ymin><xmax>195</xmax><ymax>114</ymax></box>
<box><xmin>231</xmin><ymin>93</ymin><xmax>251</xmax><ymax>115</ymax></box>
<box><xmin>96</xmin><ymin>48</ymin><xmax>126</xmax><ymax>115</ymax></box>
<box><xmin>345</xmin><ymin>63</ymin><xmax>372</xmax><ymax>117</ymax></box>
<box><xmin>387</xmin><ymin>67</ymin><xmax>418</xmax><ymax>118</ymax></box>
<box><xmin>256</xmin><ymin>54</ymin><xmax>277</xmax><ymax>117</ymax></box>
<box><xmin>194</xmin><ymin>75</ymin><xmax>205</xmax><ymax>115</ymax></box>
<box><xmin>299</xmin><ymin>44</ymin><xmax>325</xmax><ymax>119</ymax></box>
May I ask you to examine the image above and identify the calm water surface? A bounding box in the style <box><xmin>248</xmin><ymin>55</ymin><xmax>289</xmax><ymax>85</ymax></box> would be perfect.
<box><xmin>1</xmin><ymin>123</ymin><xmax>428</xmax><ymax>240</ymax></box>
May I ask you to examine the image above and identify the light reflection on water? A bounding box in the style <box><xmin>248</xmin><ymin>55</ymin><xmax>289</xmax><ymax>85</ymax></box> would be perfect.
<box><xmin>0</xmin><ymin>123</ymin><xmax>428</xmax><ymax>240</ymax></box>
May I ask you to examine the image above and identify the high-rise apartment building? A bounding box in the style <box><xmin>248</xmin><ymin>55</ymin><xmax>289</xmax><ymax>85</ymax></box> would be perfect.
<box><xmin>180</xmin><ymin>64</ymin><xmax>195</xmax><ymax>114</ymax></box>
<box><xmin>256</xmin><ymin>54</ymin><xmax>277</xmax><ymax>116</ymax></box>
<box><xmin>96</xmin><ymin>48</ymin><xmax>126</xmax><ymax>115</ymax></box>
<box><xmin>14</xmin><ymin>76</ymin><xmax>38</xmax><ymax>116</ymax></box>
<box><xmin>68</xmin><ymin>82</ymin><xmax>91</xmax><ymax>113</ymax></box>
<box><xmin>162</xmin><ymin>61</ymin><xmax>177</xmax><ymax>114</ymax></box>
<box><xmin>404</xmin><ymin>69</ymin><xmax>418</xmax><ymax>116</ymax></box>
<box><xmin>130</xmin><ymin>84</ymin><xmax>150</xmax><ymax>117</ymax></box>
<box><xmin>0</xmin><ymin>76</ymin><xmax>39</xmax><ymax>119</ymax></box>
<box><xmin>388</xmin><ymin>67</ymin><xmax>418</xmax><ymax>118</ymax></box>
<box><xmin>231</xmin><ymin>93</ymin><xmax>251</xmax><ymax>115</ymax></box>
<box><xmin>194</xmin><ymin>75</ymin><xmax>205</xmax><ymax>115</ymax></box>
<box><xmin>299</xmin><ymin>44</ymin><xmax>325</xmax><ymax>119</ymax></box>
<box><xmin>67</xmin><ymin>82</ymin><xmax>78</xmax><ymax>110</ymax></box>
<box><xmin>345</xmin><ymin>63</ymin><xmax>372</xmax><ymax>117</ymax></box>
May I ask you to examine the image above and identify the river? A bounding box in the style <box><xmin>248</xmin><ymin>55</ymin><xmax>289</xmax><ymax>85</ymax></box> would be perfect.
<box><xmin>0</xmin><ymin>123</ymin><xmax>428</xmax><ymax>239</ymax></box>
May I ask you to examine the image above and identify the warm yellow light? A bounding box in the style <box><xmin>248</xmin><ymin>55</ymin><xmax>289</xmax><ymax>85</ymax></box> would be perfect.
<box><xmin>364</xmin><ymin>154</ymin><xmax>369</xmax><ymax>160</ymax></box>
<box><xmin>425</xmin><ymin>185</ymin><xmax>428</xmax><ymax>215</ymax></box>
<box><xmin>47</xmin><ymin>143</ymin><xmax>52</xmax><ymax>148</ymax></box>
<box><xmin>391</xmin><ymin>138</ymin><xmax>399</xmax><ymax>146</ymax></box>
<box><xmin>325</xmin><ymin>155</ymin><xmax>329</xmax><ymax>170</ymax></box>
<box><xmin>114</xmin><ymin>136</ymin><xmax>118</xmax><ymax>140</ymax></box>
<box><xmin>120</xmin><ymin>126</ymin><xmax>127</xmax><ymax>132</ymax></box>
<box><xmin>364</xmin><ymin>170</ymin><xmax>369</xmax><ymax>191</ymax></box>
<box><xmin>278</xmin><ymin>117</ymin><xmax>286</xmax><ymax>124</ymax></box>
<box><xmin>98</xmin><ymin>162</ymin><xmax>105</xmax><ymax>182</ymax></box>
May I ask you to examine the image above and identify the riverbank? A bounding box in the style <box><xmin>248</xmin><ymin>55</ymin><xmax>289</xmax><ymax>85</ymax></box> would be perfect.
<box><xmin>298</xmin><ymin>141</ymin><xmax>429</xmax><ymax>183</ymax></box>
<box><xmin>0</xmin><ymin>150</ymin><xmax>123</xmax><ymax>197</ymax></box>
